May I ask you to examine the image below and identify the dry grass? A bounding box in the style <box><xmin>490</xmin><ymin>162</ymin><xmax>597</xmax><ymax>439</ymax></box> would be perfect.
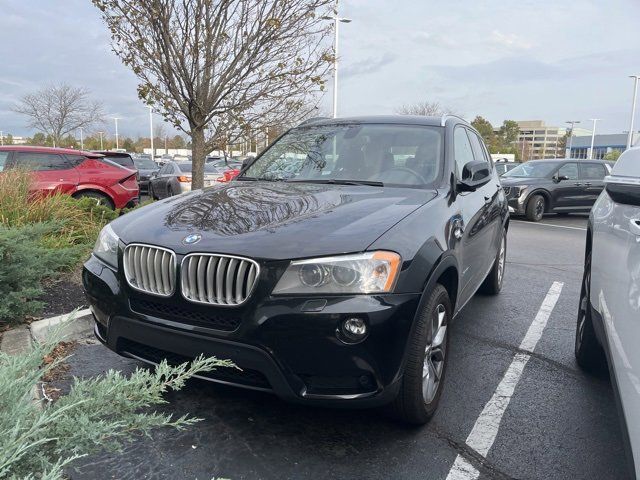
<box><xmin>0</xmin><ymin>169</ymin><xmax>117</xmax><ymax>248</ymax></box>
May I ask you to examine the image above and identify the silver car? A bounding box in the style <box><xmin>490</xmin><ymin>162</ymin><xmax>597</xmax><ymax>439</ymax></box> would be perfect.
<box><xmin>576</xmin><ymin>146</ymin><xmax>640</xmax><ymax>478</ymax></box>
<box><xmin>148</xmin><ymin>161</ymin><xmax>220</xmax><ymax>200</ymax></box>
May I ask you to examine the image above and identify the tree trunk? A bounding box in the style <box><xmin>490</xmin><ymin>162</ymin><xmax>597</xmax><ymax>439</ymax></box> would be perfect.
<box><xmin>191</xmin><ymin>127</ymin><xmax>206</xmax><ymax>190</ymax></box>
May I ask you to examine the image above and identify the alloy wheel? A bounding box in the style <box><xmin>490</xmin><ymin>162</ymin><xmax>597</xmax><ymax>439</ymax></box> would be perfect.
<box><xmin>497</xmin><ymin>235</ymin><xmax>506</xmax><ymax>287</ymax></box>
<box><xmin>576</xmin><ymin>261</ymin><xmax>591</xmax><ymax>350</ymax></box>
<box><xmin>423</xmin><ymin>304</ymin><xmax>447</xmax><ymax>404</ymax></box>
<box><xmin>535</xmin><ymin>198</ymin><xmax>544</xmax><ymax>218</ymax></box>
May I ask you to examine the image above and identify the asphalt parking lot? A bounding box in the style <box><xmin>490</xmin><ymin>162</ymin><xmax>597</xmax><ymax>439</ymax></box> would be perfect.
<box><xmin>60</xmin><ymin>214</ymin><xmax>631</xmax><ymax>480</ymax></box>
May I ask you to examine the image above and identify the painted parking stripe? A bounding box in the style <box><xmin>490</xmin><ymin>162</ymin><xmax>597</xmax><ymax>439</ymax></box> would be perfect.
<box><xmin>445</xmin><ymin>281</ymin><xmax>564</xmax><ymax>479</ymax></box>
<box><xmin>512</xmin><ymin>220</ymin><xmax>586</xmax><ymax>231</ymax></box>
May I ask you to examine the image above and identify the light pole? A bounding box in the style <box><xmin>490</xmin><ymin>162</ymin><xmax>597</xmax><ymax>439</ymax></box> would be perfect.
<box><xmin>0</xmin><ymin>131</ymin><xmax>3</xmax><ymax>146</ymax></box>
<box><xmin>97</xmin><ymin>131</ymin><xmax>104</xmax><ymax>150</ymax></box>
<box><xmin>627</xmin><ymin>75</ymin><xmax>640</xmax><ymax>149</ymax></box>
<box><xmin>148</xmin><ymin>106</ymin><xmax>154</xmax><ymax>162</ymax></box>
<box><xmin>589</xmin><ymin>118</ymin><xmax>600</xmax><ymax>159</ymax></box>
<box><xmin>322</xmin><ymin>3</ymin><xmax>351</xmax><ymax>118</ymax></box>
<box><xmin>565</xmin><ymin>120</ymin><xmax>580</xmax><ymax>158</ymax></box>
<box><xmin>78</xmin><ymin>127</ymin><xmax>84</xmax><ymax>150</ymax></box>
<box><xmin>113</xmin><ymin>117</ymin><xmax>120</xmax><ymax>150</ymax></box>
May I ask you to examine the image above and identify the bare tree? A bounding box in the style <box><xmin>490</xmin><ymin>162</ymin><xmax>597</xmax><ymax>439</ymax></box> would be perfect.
<box><xmin>13</xmin><ymin>83</ymin><xmax>104</xmax><ymax>147</ymax></box>
<box><xmin>395</xmin><ymin>101</ymin><xmax>456</xmax><ymax>117</ymax></box>
<box><xmin>93</xmin><ymin>0</ymin><xmax>333</xmax><ymax>188</ymax></box>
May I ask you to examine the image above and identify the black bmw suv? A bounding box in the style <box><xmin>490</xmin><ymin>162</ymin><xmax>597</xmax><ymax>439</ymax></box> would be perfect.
<box><xmin>500</xmin><ymin>159</ymin><xmax>613</xmax><ymax>221</ymax></box>
<box><xmin>84</xmin><ymin>115</ymin><xmax>508</xmax><ymax>424</ymax></box>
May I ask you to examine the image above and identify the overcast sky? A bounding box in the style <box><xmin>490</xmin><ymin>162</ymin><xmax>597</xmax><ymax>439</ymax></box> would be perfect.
<box><xmin>1</xmin><ymin>0</ymin><xmax>639</xmax><ymax>138</ymax></box>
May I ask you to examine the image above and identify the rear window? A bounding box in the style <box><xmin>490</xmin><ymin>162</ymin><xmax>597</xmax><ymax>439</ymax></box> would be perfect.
<box><xmin>103</xmin><ymin>155</ymin><xmax>134</xmax><ymax>168</ymax></box>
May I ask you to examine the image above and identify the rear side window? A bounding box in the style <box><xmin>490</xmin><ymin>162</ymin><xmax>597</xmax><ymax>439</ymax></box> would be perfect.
<box><xmin>454</xmin><ymin>127</ymin><xmax>475</xmax><ymax>177</ymax></box>
<box><xmin>65</xmin><ymin>154</ymin><xmax>87</xmax><ymax>167</ymax></box>
<box><xmin>14</xmin><ymin>152</ymin><xmax>70</xmax><ymax>171</ymax></box>
<box><xmin>579</xmin><ymin>163</ymin><xmax>606</xmax><ymax>180</ymax></box>
<box><xmin>0</xmin><ymin>152</ymin><xmax>9</xmax><ymax>172</ymax></box>
<box><xmin>557</xmin><ymin>163</ymin><xmax>578</xmax><ymax>180</ymax></box>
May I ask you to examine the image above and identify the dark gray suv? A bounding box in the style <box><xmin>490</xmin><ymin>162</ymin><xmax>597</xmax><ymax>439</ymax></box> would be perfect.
<box><xmin>500</xmin><ymin>159</ymin><xmax>613</xmax><ymax>221</ymax></box>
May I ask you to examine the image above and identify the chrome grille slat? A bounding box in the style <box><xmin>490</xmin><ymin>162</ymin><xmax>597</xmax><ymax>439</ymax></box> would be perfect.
<box><xmin>181</xmin><ymin>254</ymin><xmax>259</xmax><ymax>306</ymax></box>
<box><xmin>123</xmin><ymin>244</ymin><xmax>176</xmax><ymax>297</ymax></box>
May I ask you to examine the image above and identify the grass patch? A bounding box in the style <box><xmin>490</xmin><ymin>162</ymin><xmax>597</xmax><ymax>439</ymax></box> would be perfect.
<box><xmin>0</xmin><ymin>170</ymin><xmax>135</xmax><ymax>326</ymax></box>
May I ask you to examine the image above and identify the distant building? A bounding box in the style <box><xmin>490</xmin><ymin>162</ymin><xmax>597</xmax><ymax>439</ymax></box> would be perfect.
<box><xmin>515</xmin><ymin>120</ymin><xmax>590</xmax><ymax>160</ymax></box>
<box><xmin>567</xmin><ymin>133</ymin><xmax>640</xmax><ymax>159</ymax></box>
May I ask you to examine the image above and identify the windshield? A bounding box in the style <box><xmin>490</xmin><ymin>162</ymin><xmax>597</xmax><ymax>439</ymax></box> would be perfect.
<box><xmin>134</xmin><ymin>158</ymin><xmax>157</xmax><ymax>169</ymax></box>
<box><xmin>240</xmin><ymin>123</ymin><xmax>443</xmax><ymax>187</ymax></box>
<box><xmin>503</xmin><ymin>162</ymin><xmax>560</xmax><ymax>178</ymax></box>
<box><xmin>103</xmin><ymin>155</ymin><xmax>134</xmax><ymax>168</ymax></box>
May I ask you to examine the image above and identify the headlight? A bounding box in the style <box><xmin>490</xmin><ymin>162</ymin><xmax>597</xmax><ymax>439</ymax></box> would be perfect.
<box><xmin>273</xmin><ymin>251</ymin><xmax>401</xmax><ymax>295</ymax></box>
<box><xmin>93</xmin><ymin>224</ymin><xmax>120</xmax><ymax>267</ymax></box>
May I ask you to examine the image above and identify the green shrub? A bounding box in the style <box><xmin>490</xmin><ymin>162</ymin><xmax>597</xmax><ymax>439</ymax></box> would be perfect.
<box><xmin>0</xmin><ymin>331</ymin><xmax>234</xmax><ymax>479</ymax></box>
<box><xmin>0</xmin><ymin>223</ymin><xmax>85</xmax><ymax>325</ymax></box>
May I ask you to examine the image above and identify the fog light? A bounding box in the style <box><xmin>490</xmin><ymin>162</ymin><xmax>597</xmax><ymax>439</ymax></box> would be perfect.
<box><xmin>342</xmin><ymin>317</ymin><xmax>367</xmax><ymax>340</ymax></box>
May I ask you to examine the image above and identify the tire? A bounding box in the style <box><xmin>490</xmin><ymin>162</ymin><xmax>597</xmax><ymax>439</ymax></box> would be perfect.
<box><xmin>479</xmin><ymin>229</ymin><xmax>507</xmax><ymax>295</ymax></box>
<box><xmin>149</xmin><ymin>184</ymin><xmax>158</xmax><ymax>201</ymax></box>
<box><xmin>389</xmin><ymin>284</ymin><xmax>451</xmax><ymax>425</ymax></box>
<box><xmin>575</xmin><ymin>252</ymin><xmax>606</xmax><ymax>371</ymax></box>
<box><xmin>167</xmin><ymin>185</ymin><xmax>174</xmax><ymax>197</ymax></box>
<box><xmin>75</xmin><ymin>191</ymin><xmax>114</xmax><ymax>210</ymax></box>
<box><xmin>525</xmin><ymin>194</ymin><xmax>545</xmax><ymax>222</ymax></box>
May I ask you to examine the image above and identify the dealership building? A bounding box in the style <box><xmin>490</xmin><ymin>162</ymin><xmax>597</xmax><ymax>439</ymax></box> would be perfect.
<box><xmin>567</xmin><ymin>133</ymin><xmax>640</xmax><ymax>159</ymax></box>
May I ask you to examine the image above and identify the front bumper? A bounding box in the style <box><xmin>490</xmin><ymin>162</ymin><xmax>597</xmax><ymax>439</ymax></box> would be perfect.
<box><xmin>504</xmin><ymin>187</ymin><xmax>527</xmax><ymax>215</ymax></box>
<box><xmin>83</xmin><ymin>255</ymin><xmax>419</xmax><ymax>407</ymax></box>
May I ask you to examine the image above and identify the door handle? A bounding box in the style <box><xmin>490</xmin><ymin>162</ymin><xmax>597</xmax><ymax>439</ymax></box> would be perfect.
<box><xmin>630</xmin><ymin>219</ymin><xmax>640</xmax><ymax>236</ymax></box>
<box><xmin>584</xmin><ymin>182</ymin><xmax>592</xmax><ymax>187</ymax></box>
<box><xmin>573</xmin><ymin>182</ymin><xmax>582</xmax><ymax>186</ymax></box>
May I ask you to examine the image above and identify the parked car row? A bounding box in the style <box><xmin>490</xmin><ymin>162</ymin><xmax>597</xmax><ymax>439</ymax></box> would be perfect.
<box><xmin>0</xmin><ymin>146</ymin><xmax>139</xmax><ymax>209</ymax></box>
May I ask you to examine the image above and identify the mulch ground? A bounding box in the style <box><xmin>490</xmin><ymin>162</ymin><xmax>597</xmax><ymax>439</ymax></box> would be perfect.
<box><xmin>37</xmin><ymin>267</ymin><xmax>87</xmax><ymax>318</ymax></box>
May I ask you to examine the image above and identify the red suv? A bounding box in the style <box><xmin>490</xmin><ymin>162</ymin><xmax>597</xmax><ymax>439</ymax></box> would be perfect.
<box><xmin>0</xmin><ymin>146</ymin><xmax>139</xmax><ymax>209</ymax></box>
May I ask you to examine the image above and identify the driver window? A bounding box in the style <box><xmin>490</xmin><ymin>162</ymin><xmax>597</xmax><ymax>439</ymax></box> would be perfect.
<box><xmin>557</xmin><ymin>163</ymin><xmax>578</xmax><ymax>180</ymax></box>
<box><xmin>454</xmin><ymin>127</ymin><xmax>474</xmax><ymax>178</ymax></box>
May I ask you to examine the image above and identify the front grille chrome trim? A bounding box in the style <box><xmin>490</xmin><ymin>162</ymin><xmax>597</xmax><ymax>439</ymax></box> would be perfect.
<box><xmin>180</xmin><ymin>253</ymin><xmax>260</xmax><ymax>307</ymax></box>
<box><xmin>123</xmin><ymin>244</ymin><xmax>177</xmax><ymax>297</ymax></box>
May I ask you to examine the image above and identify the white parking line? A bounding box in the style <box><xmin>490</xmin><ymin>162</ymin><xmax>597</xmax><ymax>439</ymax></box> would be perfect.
<box><xmin>445</xmin><ymin>281</ymin><xmax>564</xmax><ymax>479</ymax></box>
<box><xmin>512</xmin><ymin>220</ymin><xmax>586</xmax><ymax>231</ymax></box>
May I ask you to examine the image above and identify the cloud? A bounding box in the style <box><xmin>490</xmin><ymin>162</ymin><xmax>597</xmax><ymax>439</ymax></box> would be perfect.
<box><xmin>341</xmin><ymin>52</ymin><xmax>398</xmax><ymax>79</ymax></box>
<box><xmin>489</xmin><ymin>30</ymin><xmax>533</xmax><ymax>50</ymax></box>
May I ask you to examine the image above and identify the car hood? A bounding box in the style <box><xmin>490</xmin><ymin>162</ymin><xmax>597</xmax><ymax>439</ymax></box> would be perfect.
<box><xmin>112</xmin><ymin>181</ymin><xmax>436</xmax><ymax>260</ymax></box>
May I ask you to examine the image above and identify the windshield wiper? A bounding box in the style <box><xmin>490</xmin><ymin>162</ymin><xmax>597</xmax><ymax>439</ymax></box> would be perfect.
<box><xmin>235</xmin><ymin>176</ymin><xmax>284</xmax><ymax>182</ymax></box>
<box><xmin>285</xmin><ymin>178</ymin><xmax>384</xmax><ymax>187</ymax></box>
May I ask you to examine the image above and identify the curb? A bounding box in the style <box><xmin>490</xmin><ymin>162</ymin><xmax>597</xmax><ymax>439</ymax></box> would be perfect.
<box><xmin>30</xmin><ymin>308</ymin><xmax>93</xmax><ymax>344</ymax></box>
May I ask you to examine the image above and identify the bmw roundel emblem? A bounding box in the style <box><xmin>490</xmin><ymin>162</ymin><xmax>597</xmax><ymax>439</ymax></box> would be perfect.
<box><xmin>182</xmin><ymin>233</ymin><xmax>202</xmax><ymax>245</ymax></box>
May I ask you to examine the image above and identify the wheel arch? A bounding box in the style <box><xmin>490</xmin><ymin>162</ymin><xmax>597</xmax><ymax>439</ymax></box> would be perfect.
<box><xmin>72</xmin><ymin>187</ymin><xmax>115</xmax><ymax>208</ymax></box>
<box><xmin>526</xmin><ymin>188</ymin><xmax>552</xmax><ymax>212</ymax></box>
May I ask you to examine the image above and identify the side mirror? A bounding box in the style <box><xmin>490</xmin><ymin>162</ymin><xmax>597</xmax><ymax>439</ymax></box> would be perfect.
<box><xmin>553</xmin><ymin>174</ymin><xmax>569</xmax><ymax>183</ymax></box>
<box><xmin>457</xmin><ymin>161</ymin><xmax>491</xmax><ymax>192</ymax></box>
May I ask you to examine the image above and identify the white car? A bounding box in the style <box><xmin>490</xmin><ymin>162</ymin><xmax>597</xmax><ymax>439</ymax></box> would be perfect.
<box><xmin>576</xmin><ymin>146</ymin><xmax>640</xmax><ymax>478</ymax></box>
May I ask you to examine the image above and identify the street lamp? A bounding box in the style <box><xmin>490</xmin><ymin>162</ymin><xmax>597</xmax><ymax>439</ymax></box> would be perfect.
<box><xmin>78</xmin><ymin>127</ymin><xmax>84</xmax><ymax>150</ymax></box>
<box><xmin>97</xmin><ymin>131</ymin><xmax>104</xmax><ymax>150</ymax></box>
<box><xmin>322</xmin><ymin>3</ymin><xmax>351</xmax><ymax>118</ymax></box>
<box><xmin>148</xmin><ymin>106</ymin><xmax>155</xmax><ymax>162</ymax></box>
<box><xmin>0</xmin><ymin>131</ymin><xmax>3</xmax><ymax>147</ymax></box>
<box><xmin>113</xmin><ymin>117</ymin><xmax>121</xmax><ymax>150</ymax></box>
<box><xmin>627</xmin><ymin>75</ymin><xmax>640</xmax><ymax>149</ymax></box>
<box><xmin>565</xmin><ymin>120</ymin><xmax>580</xmax><ymax>158</ymax></box>
<box><xmin>589</xmin><ymin>118</ymin><xmax>600</xmax><ymax>159</ymax></box>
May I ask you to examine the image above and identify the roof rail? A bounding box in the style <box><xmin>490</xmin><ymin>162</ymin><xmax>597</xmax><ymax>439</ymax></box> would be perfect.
<box><xmin>298</xmin><ymin>116</ymin><xmax>331</xmax><ymax>126</ymax></box>
<box><xmin>440</xmin><ymin>114</ymin><xmax>467</xmax><ymax>127</ymax></box>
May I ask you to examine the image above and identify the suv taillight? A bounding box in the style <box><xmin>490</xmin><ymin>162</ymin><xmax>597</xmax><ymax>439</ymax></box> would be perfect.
<box><xmin>119</xmin><ymin>173</ymin><xmax>138</xmax><ymax>191</ymax></box>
